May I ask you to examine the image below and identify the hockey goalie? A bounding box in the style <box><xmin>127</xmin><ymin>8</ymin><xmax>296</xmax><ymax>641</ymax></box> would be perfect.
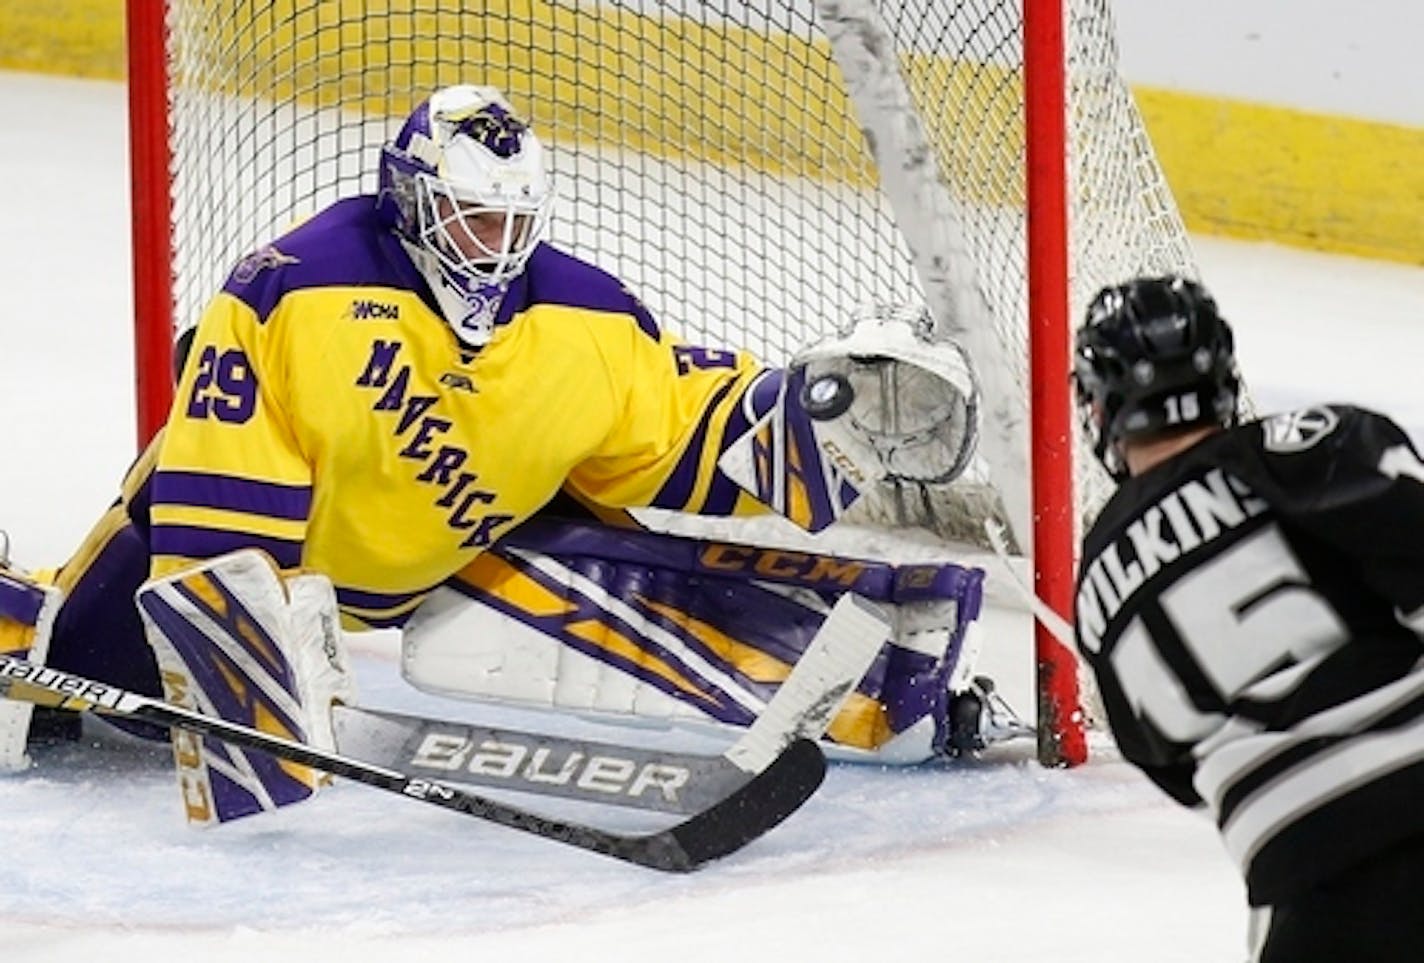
<box><xmin>0</xmin><ymin>85</ymin><xmax>1023</xmax><ymax>826</ymax></box>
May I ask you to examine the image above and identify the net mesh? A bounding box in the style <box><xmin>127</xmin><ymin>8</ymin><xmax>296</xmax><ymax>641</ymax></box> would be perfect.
<box><xmin>163</xmin><ymin>0</ymin><xmax>1198</xmax><ymax>540</ymax></box>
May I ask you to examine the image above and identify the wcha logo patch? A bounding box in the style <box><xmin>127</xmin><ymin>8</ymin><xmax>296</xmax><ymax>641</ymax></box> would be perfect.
<box><xmin>345</xmin><ymin>300</ymin><xmax>401</xmax><ymax>321</ymax></box>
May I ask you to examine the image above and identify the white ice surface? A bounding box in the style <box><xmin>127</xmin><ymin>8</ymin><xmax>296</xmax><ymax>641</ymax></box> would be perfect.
<box><xmin>2</xmin><ymin>71</ymin><xmax>1422</xmax><ymax>962</ymax></box>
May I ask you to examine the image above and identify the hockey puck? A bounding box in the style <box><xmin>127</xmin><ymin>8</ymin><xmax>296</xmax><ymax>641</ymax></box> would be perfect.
<box><xmin>800</xmin><ymin>372</ymin><xmax>854</xmax><ymax>420</ymax></box>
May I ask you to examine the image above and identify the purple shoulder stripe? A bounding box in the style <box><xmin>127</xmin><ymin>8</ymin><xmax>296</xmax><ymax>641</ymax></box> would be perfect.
<box><xmin>221</xmin><ymin>196</ymin><xmax>428</xmax><ymax>323</ymax></box>
<box><xmin>517</xmin><ymin>245</ymin><xmax>662</xmax><ymax>341</ymax></box>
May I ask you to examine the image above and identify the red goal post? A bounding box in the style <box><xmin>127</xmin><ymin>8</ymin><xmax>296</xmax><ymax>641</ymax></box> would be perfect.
<box><xmin>127</xmin><ymin>0</ymin><xmax>175</xmax><ymax>454</ymax></box>
<box><xmin>1024</xmin><ymin>0</ymin><xmax>1080</xmax><ymax>766</ymax></box>
<box><xmin>126</xmin><ymin>1</ymin><xmax>1201</xmax><ymax>767</ymax></box>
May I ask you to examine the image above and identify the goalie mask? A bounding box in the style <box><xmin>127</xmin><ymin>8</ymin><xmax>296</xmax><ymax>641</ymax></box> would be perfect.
<box><xmin>1073</xmin><ymin>275</ymin><xmax>1239</xmax><ymax>480</ymax></box>
<box><xmin>378</xmin><ymin>85</ymin><xmax>554</xmax><ymax>345</ymax></box>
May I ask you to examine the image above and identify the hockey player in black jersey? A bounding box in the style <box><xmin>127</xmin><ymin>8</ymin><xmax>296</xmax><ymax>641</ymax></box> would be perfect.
<box><xmin>1073</xmin><ymin>274</ymin><xmax>1424</xmax><ymax>962</ymax></box>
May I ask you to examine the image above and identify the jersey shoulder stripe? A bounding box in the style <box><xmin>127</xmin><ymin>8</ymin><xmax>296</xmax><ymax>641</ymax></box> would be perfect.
<box><xmin>221</xmin><ymin>196</ymin><xmax>425</xmax><ymax>323</ymax></box>
<box><xmin>518</xmin><ymin>244</ymin><xmax>662</xmax><ymax>341</ymax></box>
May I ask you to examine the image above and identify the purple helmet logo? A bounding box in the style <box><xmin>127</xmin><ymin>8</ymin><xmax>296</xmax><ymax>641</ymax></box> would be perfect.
<box><xmin>452</xmin><ymin>103</ymin><xmax>526</xmax><ymax>159</ymax></box>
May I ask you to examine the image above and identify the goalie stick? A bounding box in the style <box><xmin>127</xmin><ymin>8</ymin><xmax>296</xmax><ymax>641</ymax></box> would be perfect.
<box><xmin>0</xmin><ymin>651</ymin><xmax>817</xmax><ymax>871</ymax></box>
<box><xmin>984</xmin><ymin>520</ymin><xmax>1106</xmax><ymax>732</ymax></box>
<box><xmin>333</xmin><ymin>706</ymin><xmax>778</xmax><ymax>816</ymax></box>
<box><xmin>0</xmin><ymin>593</ymin><xmax>892</xmax><ymax>870</ymax></box>
<box><xmin>332</xmin><ymin>591</ymin><xmax>894</xmax><ymax>815</ymax></box>
<box><xmin>984</xmin><ymin>520</ymin><xmax>1075</xmax><ymax>647</ymax></box>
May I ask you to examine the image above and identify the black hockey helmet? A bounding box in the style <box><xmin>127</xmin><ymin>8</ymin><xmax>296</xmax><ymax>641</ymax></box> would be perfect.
<box><xmin>1073</xmin><ymin>274</ymin><xmax>1239</xmax><ymax>479</ymax></box>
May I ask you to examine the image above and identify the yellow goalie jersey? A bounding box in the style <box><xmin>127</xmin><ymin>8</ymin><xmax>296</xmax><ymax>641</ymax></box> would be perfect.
<box><xmin>150</xmin><ymin>197</ymin><xmax>777</xmax><ymax>629</ymax></box>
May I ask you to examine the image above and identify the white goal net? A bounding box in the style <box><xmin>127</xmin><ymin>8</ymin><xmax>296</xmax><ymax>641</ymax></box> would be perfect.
<box><xmin>146</xmin><ymin>0</ymin><xmax>1202</xmax><ymax>761</ymax></box>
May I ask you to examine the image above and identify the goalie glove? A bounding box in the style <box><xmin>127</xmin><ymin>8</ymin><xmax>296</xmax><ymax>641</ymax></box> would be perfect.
<box><xmin>793</xmin><ymin>304</ymin><xmax>979</xmax><ymax>486</ymax></box>
<box><xmin>136</xmin><ymin>550</ymin><xmax>356</xmax><ymax>826</ymax></box>
<box><xmin>719</xmin><ymin>305</ymin><xmax>980</xmax><ymax>531</ymax></box>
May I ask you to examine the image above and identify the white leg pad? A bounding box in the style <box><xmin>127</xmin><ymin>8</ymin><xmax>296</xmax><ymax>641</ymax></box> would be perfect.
<box><xmin>137</xmin><ymin>550</ymin><xmax>355</xmax><ymax>825</ymax></box>
<box><xmin>0</xmin><ymin>568</ymin><xmax>62</xmax><ymax>773</ymax></box>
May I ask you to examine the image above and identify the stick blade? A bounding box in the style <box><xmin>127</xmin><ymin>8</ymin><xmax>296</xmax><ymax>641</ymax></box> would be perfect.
<box><xmin>623</xmin><ymin>737</ymin><xmax>826</xmax><ymax>871</ymax></box>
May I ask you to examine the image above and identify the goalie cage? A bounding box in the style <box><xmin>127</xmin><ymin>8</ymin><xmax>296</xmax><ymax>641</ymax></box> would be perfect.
<box><xmin>126</xmin><ymin>0</ymin><xmax>1210</xmax><ymax>767</ymax></box>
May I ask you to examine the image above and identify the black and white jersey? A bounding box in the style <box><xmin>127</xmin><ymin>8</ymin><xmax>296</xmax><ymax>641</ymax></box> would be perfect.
<box><xmin>1076</xmin><ymin>404</ymin><xmax>1424</xmax><ymax>907</ymax></box>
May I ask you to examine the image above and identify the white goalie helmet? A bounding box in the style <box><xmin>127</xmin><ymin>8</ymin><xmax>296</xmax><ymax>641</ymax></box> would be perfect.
<box><xmin>378</xmin><ymin>85</ymin><xmax>554</xmax><ymax>291</ymax></box>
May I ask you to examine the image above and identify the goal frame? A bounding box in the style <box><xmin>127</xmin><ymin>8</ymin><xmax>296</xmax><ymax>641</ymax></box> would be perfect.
<box><xmin>1023</xmin><ymin>0</ymin><xmax>1084</xmax><ymax>766</ymax></box>
<box><xmin>127</xmin><ymin>0</ymin><xmax>175</xmax><ymax>453</ymax></box>
<box><xmin>125</xmin><ymin>0</ymin><xmax>1088</xmax><ymax>767</ymax></box>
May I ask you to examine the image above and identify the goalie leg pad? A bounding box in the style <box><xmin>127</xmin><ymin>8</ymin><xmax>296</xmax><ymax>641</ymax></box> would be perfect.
<box><xmin>136</xmin><ymin>549</ymin><xmax>355</xmax><ymax>826</ymax></box>
<box><xmin>401</xmin><ymin>519</ymin><xmax>991</xmax><ymax>762</ymax></box>
<box><xmin>0</xmin><ymin>555</ymin><xmax>62</xmax><ymax>772</ymax></box>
